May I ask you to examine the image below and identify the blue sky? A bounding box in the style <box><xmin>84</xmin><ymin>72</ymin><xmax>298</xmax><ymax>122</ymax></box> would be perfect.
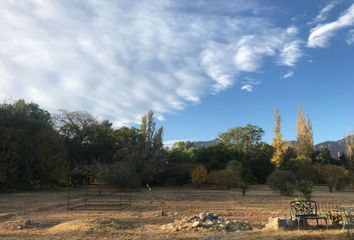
<box><xmin>0</xmin><ymin>0</ymin><xmax>353</xmax><ymax>145</ymax></box>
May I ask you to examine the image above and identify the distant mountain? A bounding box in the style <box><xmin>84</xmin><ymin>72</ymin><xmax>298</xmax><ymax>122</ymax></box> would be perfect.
<box><xmin>315</xmin><ymin>137</ymin><xmax>349</xmax><ymax>157</ymax></box>
<box><xmin>192</xmin><ymin>136</ymin><xmax>352</xmax><ymax>157</ymax></box>
<box><xmin>193</xmin><ymin>139</ymin><xmax>218</xmax><ymax>148</ymax></box>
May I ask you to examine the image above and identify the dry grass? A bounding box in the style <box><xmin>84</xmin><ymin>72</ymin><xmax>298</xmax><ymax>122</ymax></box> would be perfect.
<box><xmin>0</xmin><ymin>185</ymin><xmax>353</xmax><ymax>239</ymax></box>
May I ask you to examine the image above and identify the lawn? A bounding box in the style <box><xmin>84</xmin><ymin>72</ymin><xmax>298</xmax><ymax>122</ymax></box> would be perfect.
<box><xmin>0</xmin><ymin>185</ymin><xmax>353</xmax><ymax>239</ymax></box>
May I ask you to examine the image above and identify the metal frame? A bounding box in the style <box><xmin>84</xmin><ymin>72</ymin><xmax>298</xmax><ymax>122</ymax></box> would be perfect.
<box><xmin>290</xmin><ymin>200</ymin><xmax>328</xmax><ymax>230</ymax></box>
<box><xmin>66</xmin><ymin>185</ymin><xmax>132</xmax><ymax>211</ymax></box>
<box><xmin>337</xmin><ymin>207</ymin><xmax>354</xmax><ymax>237</ymax></box>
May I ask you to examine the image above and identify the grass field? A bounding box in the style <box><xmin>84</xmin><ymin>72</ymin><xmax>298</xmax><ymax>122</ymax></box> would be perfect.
<box><xmin>0</xmin><ymin>185</ymin><xmax>353</xmax><ymax>239</ymax></box>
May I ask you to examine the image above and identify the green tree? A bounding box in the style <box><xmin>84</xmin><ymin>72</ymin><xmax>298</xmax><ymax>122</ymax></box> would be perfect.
<box><xmin>139</xmin><ymin>111</ymin><xmax>167</xmax><ymax>184</ymax></box>
<box><xmin>0</xmin><ymin>100</ymin><xmax>68</xmax><ymax>189</ymax></box>
<box><xmin>316</xmin><ymin>164</ymin><xmax>347</xmax><ymax>193</ymax></box>
<box><xmin>267</xmin><ymin>170</ymin><xmax>296</xmax><ymax>196</ymax></box>
<box><xmin>312</xmin><ymin>147</ymin><xmax>336</xmax><ymax>165</ymax></box>
<box><xmin>248</xmin><ymin>142</ymin><xmax>275</xmax><ymax>183</ymax></box>
<box><xmin>191</xmin><ymin>164</ymin><xmax>208</xmax><ymax>186</ymax></box>
<box><xmin>218</xmin><ymin>124</ymin><xmax>264</xmax><ymax>153</ymax></box>
<box><xmin>227</xmin><ymin>160</ymin><xmax>253</xmax><ymax>195</ymax></box>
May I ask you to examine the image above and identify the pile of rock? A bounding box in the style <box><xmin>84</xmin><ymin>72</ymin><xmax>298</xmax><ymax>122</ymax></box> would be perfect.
<box><xmin>18</xmin><ymin>220</ymin><xmax>52</xmax><ymax>229</ymax></box>
<box><xmin>161</xmin><ymin>212</ymin><xmax>252</xmax><ymax>232</ymax></box>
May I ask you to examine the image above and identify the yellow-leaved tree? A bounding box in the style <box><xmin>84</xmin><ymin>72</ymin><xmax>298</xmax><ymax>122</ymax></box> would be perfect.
<box><xmin>296</xmin><ymin>105</ymin><xmax>313</xmax><ymax>161</ymax></box>
<box><xmin>271</xmin><ymin>107</ymin><xmax>284</xmax><ymax>167</ymax></box>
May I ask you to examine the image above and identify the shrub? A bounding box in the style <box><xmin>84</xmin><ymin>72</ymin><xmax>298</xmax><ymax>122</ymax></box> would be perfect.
<box><xmin>335</xmin><ymin>175</ymin><xmax>352</xmax><ymax>191</ymax></box>
<box><xmin>296</xmin><ymin>180</ymin><xmax>313</xmax><ymax>199</ymax></box>
<box><xmin>207</xmin><ymin>169</ymin><xmax>235</xmax><ymax>188</ymax></box>
<box><xmin>97</xmin><ymin>162</ymin><xmax>141</xmax><ymax>188</ymax></box>
<box><xmin>226</xmin><ymin>160</ymin><xmax>252</xmax><ymax>195</ymax></box>
<box><xmin>191</xmin><ymin>164</ymin><xmax>208</xmax><ymax>186</ymax></box>
<box><xmin>316</xmin><ymin>164</ymin><xmax>347</xmax><ymax>193</ymax></box>
<box><xmin>282</xmin><ymin>159</ymin><xmax>316</xmax><ymax>181</ymax></box>
<box><xmin>267</xmin><ymin>170</ymin><xmax>296</xmax><ymax>196</ymax></box>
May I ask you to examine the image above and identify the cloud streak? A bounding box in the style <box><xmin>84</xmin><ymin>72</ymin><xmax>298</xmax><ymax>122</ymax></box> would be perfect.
<box><xmin>0</xmin><ymin>1</ymin><xmax>302</xmax><ymax>125</ymax></box>
<box><xmin>308</xmin><ymin>3</ymin><xmax>354</xmax><ymax>48</ymax></box>
<box><xmin>315</xmin><ymin>0</ymin><xmax>341</xmax><ymax>23</ymax></box>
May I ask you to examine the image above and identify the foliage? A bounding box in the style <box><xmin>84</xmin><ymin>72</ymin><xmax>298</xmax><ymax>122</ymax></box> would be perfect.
<box><xmin>267</xmin><ymin>170</ymin><xmax>296</xmax><ymax>196</ymax></box>
<box><xmin>194</xmin><ymin>143</ymin><xmax>233</xmax><ymax>170</ymax></box>
<box><xmin>2</xmin><ymin>99</ymin><xmax>353</xmax><ymax>191</ymax></box>
<box><xmin>312</xmin><ymin>147</ymin><xmax>337</xmax><ymax>165</ymax></box>
<box><xmin>160</xmin><ymin>163</ymin><xmax>193</xmax><ymax>186</ymax></box>
<box><xmin>282</xmin><ymin>158</ymin><xmax>316</xmax><ymax>182</ymax></box>
<box><xmin>248</xmin><ymin>142</ymin><xmax>274</xmax><ymax>183</ymax></box>
<box><xmin>282</xmin><ymin>147</ymin><xmax>297</xmax><ymax>166</ymax></box>
<box><xmin>139</xmin><ymin>111</ymin><xmax>167</xmax><ymax>184</ymax></box>
<box><xmin>316</xmin><ymin>164</ymin><xmax>347</xmax><ymax>193</ymax></box>
<box><xmin>169</xmin><ymin>142</ymin><xmax>196</xmax><ymax>164</ymax></box>
<box><xmin>345</xmin><ymin>134</ymin><xmax>354</xmax><ymax>158</ymax></box>
<box><xmin>207</xmin><ymin>169</ymin><xmax>235</xmax><ymax>188</ymax></box>
<box><xmin>218</xmin><ymin>124</ymin><xmax>264</xmax><ymax>153</ymax></box>
<box><xmin>296</xmin><ymin>106</ymin><xmax>313</xmax><ymax>161</ymax></box>
<box><xmin>335</xmin><ymin>175</ymin><xmax>352</xmax><ymax>191</ymax></box>
<box><xmin>0</xmin><ymin>100</ymin><xmax>68</xmax><ymax>189</ymax></box>
<box><xmin>97</xmin><ymin>162</ymin><xmax>141</xmax><ymax>188</ymax></box>
<box><xmin>271</xmin><ymin>108</ymin><xmax>285</xmax><ymax>167</ymax></box>
<box><xmin>191</xmin><ymin>164</ymin><xmax>208</xmax><ymax>186</ymax></box>
<box><xmin>227</xmin><ymin>160</ymin><xmax>253</xmax><ymax>195</ymax></box>
<box><xmin>296</xmin><ymin>180</ymin><xmax>313</xmax><ymax>199</ymax></box>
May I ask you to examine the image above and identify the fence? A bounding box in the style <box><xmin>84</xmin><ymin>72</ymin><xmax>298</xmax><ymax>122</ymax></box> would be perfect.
<box><xmin>66</xmin><ymin>185</ymin><xmax>132</xmax><ymax>211</ymax></box>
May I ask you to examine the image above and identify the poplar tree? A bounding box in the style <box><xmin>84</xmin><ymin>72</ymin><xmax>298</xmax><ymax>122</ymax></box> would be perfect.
<box><xmin>345</xmin><ymin>132</ymin><xmax>353</xmax><ymax>158</ymax></box>
<box><xmin>296</xmin><ymin>106</ymin><xmax>313</xmax><ymax>160</ymax></box>
<box><xmin>271</xmin><ymin>108</ymin><xmax>284</xmax><ymax>167</ymax></box>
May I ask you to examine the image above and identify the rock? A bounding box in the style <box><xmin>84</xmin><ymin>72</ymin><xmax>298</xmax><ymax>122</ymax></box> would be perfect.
<box><xmin>18</xmin><ymin>220</ymin><xmax>51</xmax><ymax>229</ymax></box>
<box><xmin>199</xmin><ymin>213</ymin><xmax>206</xmax><ymax>220</ymax></box>
<box><xmin>264</xmin><ymin>217</ymin><xmax>295</xmax><ymax>230</ymax></box>
<box><xmin>191</xmin><ymin>221</ymin><xmax>201</xmax><ymax>228</ymax></box>
<box><xmin>189</xmin><ymin>215</ymin><xmax>198</xmax><ymax>221</ymax></box>
<box><xmin>160</xmin><ymin>213</ymin><xmax>252</xmax><ymax>233</ymax></box>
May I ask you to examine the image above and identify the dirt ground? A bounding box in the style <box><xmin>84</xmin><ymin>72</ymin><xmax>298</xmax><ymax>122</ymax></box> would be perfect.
<box><xmin>0</xmin><ymin>185</ymin><xmax>353</xmax><ymax>239</ymax></box>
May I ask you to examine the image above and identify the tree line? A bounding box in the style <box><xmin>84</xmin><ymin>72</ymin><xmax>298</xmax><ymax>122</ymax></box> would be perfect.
<box><xmin>0</xmin><ymin>100</ymin><xmax>353</xmax><ymax>196</ymax></box>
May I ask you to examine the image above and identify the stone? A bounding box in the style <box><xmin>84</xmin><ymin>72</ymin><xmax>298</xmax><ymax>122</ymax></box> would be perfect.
<box><xmin>160</xmin><ymin>213</ymin><xmax>252</xmax><ymax>233</ymax></box>
<box><xmin>199</xmin><ymin>213</ymin><xmax>207</xmax><ymax>220</ymax></box>
<box><xmin>264</xmin><ymin>217</ymin><xmax>295</xmax><ymax>230</ymax></box>
<box><xmin>188</xmin><ymin>215</ymin><xmax>197</xmax><ymax>221</ymax></box>
<box><xmin>18</xmin><ymin>220</ymin><xmax>51</xmax><ymax>229</ymax></box>
<box><xmin>191</xmin><ymin>221</ymin><xmax>201</xmax><ymax>228</ymax></box>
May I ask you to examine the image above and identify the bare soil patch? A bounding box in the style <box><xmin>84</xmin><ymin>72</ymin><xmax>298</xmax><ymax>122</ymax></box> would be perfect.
<box><xmin>0</xmin><ymin>185</ymin><xmax>353</xmax><ymax>239</ymax></box>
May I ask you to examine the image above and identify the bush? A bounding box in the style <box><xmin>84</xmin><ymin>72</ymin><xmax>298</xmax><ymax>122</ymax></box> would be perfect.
<box><xmin>316</xmin><ymin>164</ymin><xmax>347</xmax><ymax>193</ymax></box>
<box><xmin>226</xmin><ymin>160</ymin><xmax>252</xmax><ymax>195</ymax></box>
<box><xmin>335</xmin><ymin>175</ymin><xmax>352</xmax><ymax>191</ymax></box>
<box><xmin>191</xmin><ymin>164</ymin><xmax>208</xmax><ymax>186</ymax></box>
<box><xmin>282</xmin><ymin>159</ymin><xmax>316</xmax><ymax>181</ymax></box>
<box><xmin>207</xmin><ymin>169</ymin><xmax>235</xmax><ymax>188</ymax></box>
<box><xmin>267</xmin><ymin>170</ymin><xmax>296</xmax><ymax>196</ymax></box>
<box><xmin>296</xmin><ymin>180</ymin><xmax>313</xmax><ymax>199</ymax></box>
<box><xmin>97</xmin><ymin>162</ymin><xmax>141</xmax><ymax>188</ymax></box>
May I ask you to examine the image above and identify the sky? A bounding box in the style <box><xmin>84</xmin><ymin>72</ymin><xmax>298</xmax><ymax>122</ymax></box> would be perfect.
<box><xmin>0</xmin><ymin>0</ymin><xmax>354</xmax><ymax>145</ymax></box>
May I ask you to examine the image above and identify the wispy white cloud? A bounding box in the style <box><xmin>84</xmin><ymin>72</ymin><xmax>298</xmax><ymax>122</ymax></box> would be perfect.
<box><xmin>0</xmin><ymin>1</ymin><xmax>303</xmax><ymax>125</ymax></box>
<box><xmin>308</xmin><ymin>3</ymin><xmax>354</xmax><ymax>48</ymax></box>
<box><xmin>241</xmin><ymin>77</ymin><xmax>261</xmax><ymax>92</ymax></box>
<box><xmin>241</xmin><ymin>84</ymin><xmax>254</xmax><ymax>92</ymax></box>
<box><xmin>315</xmin><ymin>0</ymin><xmax>341</xmax><ymax>23</ymax></box>
<box><xmin>282</xmin><ymin>70</ymin><xmax>294</xmax><ymax>79</ymax></box>
<box><xmin>280</xmin><ymin>40</ymin><xmax>303</xmax><ymax>67</ymax></box>
<box><xmin>347</xmin><ymin>29</ymin><xmax>354</xmax><ymax>45</ymax></box>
